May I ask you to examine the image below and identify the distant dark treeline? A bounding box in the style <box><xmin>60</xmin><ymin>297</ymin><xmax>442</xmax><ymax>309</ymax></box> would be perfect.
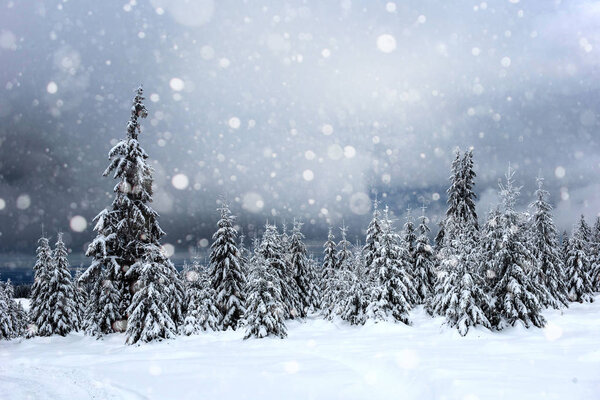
<box><xmin>0</xmin><ymin>267</ymin><xmax>34</xmax><ymax>285</ymax></box>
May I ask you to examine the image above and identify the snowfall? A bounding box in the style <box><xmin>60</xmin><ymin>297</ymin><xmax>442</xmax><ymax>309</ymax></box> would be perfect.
<box><xmin>1</xmin><ymin>297</ymin><xmax>599</xmax><ymax>400</ymax></box>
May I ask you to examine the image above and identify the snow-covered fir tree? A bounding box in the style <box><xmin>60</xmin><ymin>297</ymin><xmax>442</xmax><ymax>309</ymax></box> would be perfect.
<box><xmin>529</xmin><ymin>176</ymin><xmax>569</xmax><ymax>308</ymax></box>
<box><xmin>244</xmin><ymin>249</ymin><xmax>287</xmax><ymax>339</ymax></box>
<box><xmin>209</xmin><ymin>203</ymin><xmax>246</xmax><ymax>330</ymax></box>
<box><xmin>0</xmin><ymin>279</ymin><xmax>26</xmax><ymax>339</ymax></box>
<box><xmin>182</xmin><ymin>261</ymin><xmax>202</xmax><ymax>335</ymax></box>
<box><xmin>363</xmin><ymin>200</ymin><xmax>383</xmax><ymax>282</ymax></box>
<box><xmin>289</xmin><ymin>220</ymin><xmax>312</xmax><ymax>318</ymax></box>
<box><xmin>44</xmin><ymin>233</ymin><xmax>78</xmax><ymax>336</ymax></box>
<box><xmin>83</xmin><ymin>267</ymin><xmax>121</xmax><ymax>336</ymax></box>
<box><xmin>490</xmin><ymin>167</ymin><xmax>546</xmax><ymax>329</ymax></box>
<box><xmin>321</xmin><ymin>227</ymin><xmax>338</xmax><ymax>282</ymax></box>
<box><xmin>431</xmin><ymin>227</ymin><xmax>490</xmax><ymax>336</ymax></box>
<box><xmin>306</xmin><ymin>255</ymin><xmax>322</xmax><ymax>311</ymax></box>
<box><xmin>73</xmin><ymin>267</ymin><xmax>87</xmax><ymax>329</ymax></box>
<box><xmin>82</xmin><ymin>87</ymin><xmax>182</xmax><ymax>338</ymax></box>
<box><xmin>238</xmin><ymin>231</ymin><xmax>251</xmax><ymax>288</ymax></box>
<box><xmin>561</xmin><ymin>230</ymin><xmax>570</xmax><ymax>264</ymax></box>
<box><xmin>28</xmin><ymin>235</ymin><xmax>52</xmax><ymax>337</ymax></box>
<box><xmin>402</xmin><ymin>209</ymin><xmax>417</xmax><ymax>269</ymax></box>
<box><xmin>437</xmin><ymin>149</ymin><xmax>479</xmax><ymax>249</ymax></box>
<box><xmin>577</xmin><ymin>215</ymin><xmax>593</xmax><ymax>245</ymax></box>
<box><xmin>258</xmin><ymin>223</ymin><xmax>296</xmax><ymax>319</ymax></box>
<box><xmin>338</xmin><ymin>247</ymin><xmax>369</xmax><ymax>325</ymax></box>
<box><xmin>0</xmin><ymin>281</ymin><xmax>14</xmax><ymax>340</ymax></box>
<box><xmin>321</xmin><ymin>227</ymin><xmax>342</xmax><ymax>318</ymax></box>
<box><xmin>413</xmin><ymin>210</ymin><xmax>436</xmax><ymax>304</ymax></box>
<box><xmin>565</xmin><ymin>217</ymin><xmax>596</xmax><ymax>303</ymax></box>
<box><xmin>327</xmin><ymin>237</ymin><xmax>357</xmax><ymax>320</ymax></box>
<box><xmin>366</xmin><ymin>208</ymin><xmax>416</xmax><ymax>324</ymax></box>
<box><xmin>478</xmin><ymin>207</ymin><xmax>503</xmax><ymax>291</ymax></box>
<box><xmin>7</xmin><ymin>280</ymin><xmax>27</xmax><ymax>337</ymax></box>
<box><xmin>125</xmin><ymin>244</ymin><xmax>179</xmax><ymax>345</ymax></box>
<box><xmin>590</xmin><ymin>217</ymin><xmax>600</xmax><ymax>291</ymax></box>
<box><xmin>432</xmin><ymin>149</ymin><xmax>483</xmax><ymax>316</ymax></box>
<box><xmin>183</xmin><ymin>259</ymin><xmax>221</xmax><ymax>335</ymax></box>
<box><xmin>279</xmin><ymin>221</ymin><xmax>291</xmax><ymax>256</ymax></box>
<box><xmin>591</xmin><ymin>217</ymin><xmax>600</xmax><ymax>251</ymax></box>
<box><xmin>336</xmin><ymin>223</ymin><xmax>353</xmax><ymax>270</ymax></box>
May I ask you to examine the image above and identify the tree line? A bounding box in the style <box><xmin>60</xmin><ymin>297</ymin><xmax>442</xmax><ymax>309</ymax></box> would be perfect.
<box><xmin>1</xmin><ymin>88</ymin><xmax>598</xmax><ymax>343</ymax></box>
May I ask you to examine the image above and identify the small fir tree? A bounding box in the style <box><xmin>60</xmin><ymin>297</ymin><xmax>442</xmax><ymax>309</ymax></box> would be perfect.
<box><xmin>366</xmin><ymin>208</ymin><xmax>415</xmax><ymax>324</ymax></box>
<box><xmin>413</xmin><ymin>211</ymin><xmax>436</xmax><ymax>304</ymax></box>
<box><xmin>209</xmin><ymin>203</ymin><xmax>246</xmax><ymax>330</ymax></box>
<box><xmin>28</xmin><ymin>236</ymin><xmax>52</xmax><ymax>337</ymax></box>
<box><xmin>45</xmin><ymin>233</ymin><xmax>78</xmax><ymax>336</ymax></box>
<box><xmin>125</xmin><ymin>244</ymin><xmax>178</xmax><ymax>345</ymax></box>
<box><xmin>244</xmin><ymin>250</ymin><xmax>287</xmax><ymax>339</ymax></box>
<box><xmin>432</xmin><ymin>228</ymin><xmax>490</xmax><ymax>335</ymax></box>
<box><xmin>183</xmin><ymin>259</ymin><xmax>221</xmax><ymax>334</ymax></box>
<box><xmin>338</xmin><ymin>248</ymin><xmax>369</xmax><ymax>325</ymax></box>
<box><xmin>258</xmin><ymin>223</ymin><xmax>296</xmax><ymax>319</ymax></box>
<box><xmin>529</xmin><ymin>176</ymin><xmax>569</xmax><ymax>308</ymax></box>
<box><xmin>290</xmin><ymin>220</ymin><xmax>312</xmax><ymax>318</ymax></box>
<box><xmin>363</xmin><ymin>200</ymin><xmax>383</xmax><ymax>282</ymax></box>
<box><xmin>565</xmin><ymin>220</ymin><xmax>595</xmax><ymax>303</ymax></box>
<box><xmin>491</xmin><ymin>167</ymin><xmax>546</xmax><ymax>329</ymax></box>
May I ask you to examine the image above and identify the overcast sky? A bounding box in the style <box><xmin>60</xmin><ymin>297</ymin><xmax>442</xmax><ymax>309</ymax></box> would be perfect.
<box><xmin>1</xmin><ymin>0</ymin><xmax>599</xmax><ymax>259</ymax></box>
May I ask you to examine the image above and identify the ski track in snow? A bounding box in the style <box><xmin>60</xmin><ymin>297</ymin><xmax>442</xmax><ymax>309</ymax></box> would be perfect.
<box><xmin>1</xmin><ymin>297</ymin><xmax>600</xmax><ymax>400</ymax></box>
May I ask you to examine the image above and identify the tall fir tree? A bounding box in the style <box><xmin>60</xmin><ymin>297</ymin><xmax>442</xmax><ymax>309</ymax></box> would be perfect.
<box><xmin>437</xmin><ymin>149</ymin><xmax>479</xmax><ymax>249</ymax></box>
<box><xmin>244</xmin><ymin>249</ymin><xmax>287</xmax><ymax>339</ymax></box>
<box><xmin>209</xmin><ymin>203</ymin><xmax>246</xmax><ymax>330</ymax></box>
<box><xmin>490</xmin><ymin>167</ymin><xmax>546</xmax><ymax>329</ymax></box>
<box><xmin>28</xmin><ymin>236</ymin><xmax>52</xmax><ymax>337</ymax></box>
<box><xmin>45</xmin><ymin>233</ymin><xmax>78</xmax><ymax>336</ymax></box>
<box><xmin>433</xmin><ymin>149</ymin><xmax>482</xmax><ymax>317</ymax></box>
<box><xmin>565</xmin><ymin>217</ymin><xmax>596</xmax><ymax>303</ymax></box>
<box><xmin>529</xmin><ymin>176</ymin><xmax>569</xmax><ymax>308</ymax></box>
<box><xmin>82</xmin><ymin>87</ymin><xmax>182</xmax><ymax>340</ymax></box>
<box><xmin>366</xmin><ymin>208</ymin><xmax>416</xmax><ymax>324</ymax></box>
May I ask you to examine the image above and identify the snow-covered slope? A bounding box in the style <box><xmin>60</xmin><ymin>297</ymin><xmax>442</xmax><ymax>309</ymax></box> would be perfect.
<box><xmin>1</xmin><ymin>297</ymin><xmax>599</xmax><ymax>400</ymax></box>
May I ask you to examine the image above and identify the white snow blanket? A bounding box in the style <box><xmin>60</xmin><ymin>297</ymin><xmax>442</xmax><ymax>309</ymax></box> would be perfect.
<box><xmin>1</xmin><ymin>297</ymin><xmax>599</xmax><ymax>399</ymax></box>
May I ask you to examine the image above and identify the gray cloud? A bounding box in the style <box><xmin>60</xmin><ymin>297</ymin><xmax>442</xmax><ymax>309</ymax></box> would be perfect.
<box><xmin>0</xmin><ymin>0</ymin><xmax>599</xmax><ymax>259</ymax></box>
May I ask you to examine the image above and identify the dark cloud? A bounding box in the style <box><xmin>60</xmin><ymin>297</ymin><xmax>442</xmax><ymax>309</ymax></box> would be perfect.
<box><xmin>0</xmin><ymin>0</ymin><xmax>599</xmax><ymax>260</ymax></box>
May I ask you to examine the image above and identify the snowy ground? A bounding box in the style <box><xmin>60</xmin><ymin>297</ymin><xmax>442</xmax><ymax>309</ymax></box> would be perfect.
<box><xmin>2</xmin><ymin>297</ymin><xmax>600</xmax><ymax>400</ymax></box>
